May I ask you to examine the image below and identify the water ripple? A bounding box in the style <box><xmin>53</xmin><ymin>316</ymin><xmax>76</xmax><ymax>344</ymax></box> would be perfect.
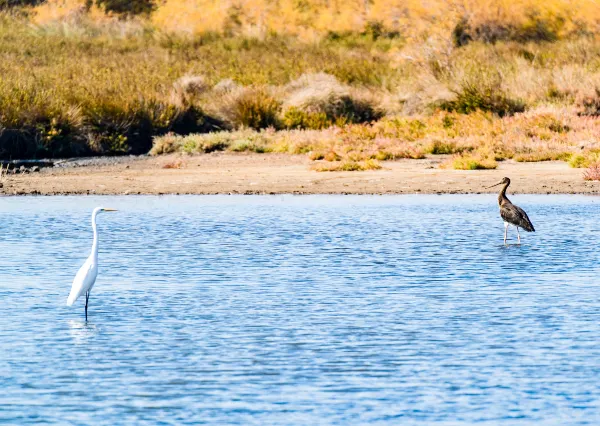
<box><xmin>0</xmin><ymin>195</ymin><xmax>599</xmax><ymax>425</ymax></box>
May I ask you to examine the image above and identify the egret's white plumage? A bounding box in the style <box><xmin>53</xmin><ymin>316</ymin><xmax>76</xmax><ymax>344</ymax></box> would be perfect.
<box><xmin>67</xmin><ymin>207</ymin><xmax>117</xmax><ymax>319</ymax></box>
<box><xmin>66</xmin><ymin>255</ymin><xmax>97</xmax><ymax>307</ymax></box>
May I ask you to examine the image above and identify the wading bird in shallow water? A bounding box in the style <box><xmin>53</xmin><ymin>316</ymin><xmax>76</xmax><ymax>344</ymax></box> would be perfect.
<box><xmin>67</xmin><ymin>207</ymin><xmax>117</xmax><ymax>320</ymax></box>
<box><xmin>486</xmin><ymin>177</ymin><xmax>535</xmax><ymax>244</ymax></box>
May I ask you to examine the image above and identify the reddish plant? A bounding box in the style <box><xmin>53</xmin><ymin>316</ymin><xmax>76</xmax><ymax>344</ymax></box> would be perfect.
<box><xmin>583</xmin><ymin>162</ymin><xmax>600</xmax><ymax>181</ymax></box>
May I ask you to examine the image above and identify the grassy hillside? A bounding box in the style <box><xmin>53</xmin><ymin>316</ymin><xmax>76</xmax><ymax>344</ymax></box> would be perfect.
<box><xmin>0</xmin><ymin>0</ymin><xmax>599</xmax><ymax>175</ymax></box>
<box><xmin>33</xmin><ymin>0</ymin><xmax>600</xmax><ymax>41</ymax></box>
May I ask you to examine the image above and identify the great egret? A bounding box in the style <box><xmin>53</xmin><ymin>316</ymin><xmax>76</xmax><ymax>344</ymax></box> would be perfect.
<box><xmin>486</xmin><ymin>177</ymin><xmax>535</xmax><ymax>244</ymax></box>
<box><xmin>67</xmin><ymin>207</ymin><xmax>117</xmax><ymax>320</ymax></box>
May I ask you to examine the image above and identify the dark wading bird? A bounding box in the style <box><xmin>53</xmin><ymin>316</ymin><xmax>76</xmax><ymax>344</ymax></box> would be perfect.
<box><xmin>486</xmin><ymin>177</ymin><xmax>535</xmax><ymax>244</ymax></box>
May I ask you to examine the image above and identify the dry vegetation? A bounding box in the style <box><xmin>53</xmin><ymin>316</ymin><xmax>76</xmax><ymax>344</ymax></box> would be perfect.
<box><xmin>152</xmin><ymin>108</ymin><xmax>600</xmax><ymax>171</ymax></box>
<box><xmin>0</xmin><ymin>0</ymin><xmax>600</xmax><ymax>176</ymax></box>
<box><xmin>0</xmin><ymin>163</ymin><xmax>9</xmax><ymax>187</ymax></box>
<box><xmin>583</xmin><ymin>162</ymin><xmax>600</xmax><ymax>181</ymax></box>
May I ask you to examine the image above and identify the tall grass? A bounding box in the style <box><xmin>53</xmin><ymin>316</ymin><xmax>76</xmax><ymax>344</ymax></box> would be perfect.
<box><xmin>144</xmin><ymin>0</ymin><xmax>600</xmax><ymax>41</ymax></box>
<box><xmin>0</xmin><ymin>163</ymin><xmax>9</xmax><ymax>186</ymax></box>
<box><xmin>152</xmin><ymin>108</ymin><xmax>600</xmax><ymax>170</ymax></box>
<box><xmin>0</xmin><ymin>17</ymin><xmax>397</xmax><ymax>158</ymax></box>
<box><xmin>0</xmin><ymin>0</ymin><xmax>600</xmax><ymax>163</ymax></box>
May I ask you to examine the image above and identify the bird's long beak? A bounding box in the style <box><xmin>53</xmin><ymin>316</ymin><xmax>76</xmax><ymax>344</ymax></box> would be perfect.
<box><xmin>103</xmin><ymin>208</ymin><xmax>118</xmax><ymax>212</ymax></box>
<box><xmin>485</xmin><ymin>182</ymin><xmax>503</xmax><ymax>189</ymax></box>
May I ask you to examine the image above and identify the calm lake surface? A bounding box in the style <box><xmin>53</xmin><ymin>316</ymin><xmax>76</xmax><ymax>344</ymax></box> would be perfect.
<box><xmin>1</xmin><ymin>195</ymin><xmax>600</xmax><ymax>425</ymax></box>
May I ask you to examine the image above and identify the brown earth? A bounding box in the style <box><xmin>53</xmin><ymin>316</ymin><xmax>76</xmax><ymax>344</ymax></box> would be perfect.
<box><xmin>1</xmin><ymin>153</ymin><xmax>598</xmax><ymax>195</ymax></box>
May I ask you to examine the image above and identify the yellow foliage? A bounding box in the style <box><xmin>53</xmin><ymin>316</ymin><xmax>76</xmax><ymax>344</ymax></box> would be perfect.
<box><xmin>32</xmin><ymin>0</ymin><xmax>107</xmax><ymax>24</ymax></box>
<box><xmin>27</xmin><ymin>0</ymin><xmax>600</xmax><ymax>40</ymax></box>
<box><xmin>152</xmin><ymin>0</ymin><xmax>230</xmax><ymax>34</ymax></box>
<box><xmin>151</xmin><ymin>0</ymin><xmax>600</xmax><ymax>39</ymax></box>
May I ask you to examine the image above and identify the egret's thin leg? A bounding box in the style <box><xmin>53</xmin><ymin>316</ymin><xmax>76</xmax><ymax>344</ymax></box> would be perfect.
<box><xmin>504</xmin><ymin>222</ymin><xmax>508</xmax><ymax>245</ymax></box>
<box><xmin>517</xmin><ymin>227</ymin><xmax>521</xmax><ymax>244</ymax></box>
<box><xmin>85</xmin><ymin>291</ymin><xmax>89</xmax><ymax>321</ymax></box>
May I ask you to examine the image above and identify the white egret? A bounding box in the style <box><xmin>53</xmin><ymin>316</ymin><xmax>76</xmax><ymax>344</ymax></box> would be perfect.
<box><xmin>67</xmin><ymin>207</ymin><xmax>117</xmax><ymax>320</ymax></box>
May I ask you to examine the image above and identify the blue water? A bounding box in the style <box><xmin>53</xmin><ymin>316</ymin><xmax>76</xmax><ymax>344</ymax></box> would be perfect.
<box><xmin>1</xmin><ymin>195</ymin><xmax>600</xmax><ymax>425</ymax></box>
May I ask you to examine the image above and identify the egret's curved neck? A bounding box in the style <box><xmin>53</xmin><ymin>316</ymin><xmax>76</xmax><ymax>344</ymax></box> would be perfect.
<box><xmin>91</xmin><ymin>211</ymin><xmax>99</xmax><ymax>260</ymax></box>
<box><xmin>498</xmin><ymin>182</ymin><xmax>510</xmax><ymax>205</ymax></box>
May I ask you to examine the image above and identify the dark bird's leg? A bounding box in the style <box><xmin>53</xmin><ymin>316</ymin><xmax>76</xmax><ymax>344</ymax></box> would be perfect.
<box><xmin>517</xmin><ymin>227</ymin><xmax>521</xmax><ymax>244</ymax></box>
<box><xmin>504</xmin><ymin>222</ymin><xmax>509</xmax><ymax>245</ymax></box>
<box><xmin>85</xmin><ymin>291</ymin><xmax>89</xmax><ymax>321</ymax></box>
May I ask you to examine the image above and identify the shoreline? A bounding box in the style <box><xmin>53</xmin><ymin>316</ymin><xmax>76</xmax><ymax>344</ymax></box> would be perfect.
<box><xmin>1</xmin><ymin>153</ymin><xmax>598</xmax><ymax>196</ymax></box>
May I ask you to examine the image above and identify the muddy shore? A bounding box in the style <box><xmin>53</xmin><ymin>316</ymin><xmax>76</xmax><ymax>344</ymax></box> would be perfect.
<box><xmin>1</xmin><ymin>153</ymin><xmax>598</xmax><ymax>195</ymax></box>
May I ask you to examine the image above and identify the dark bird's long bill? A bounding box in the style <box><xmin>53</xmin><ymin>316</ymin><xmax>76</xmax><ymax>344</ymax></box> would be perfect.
<box><xmin>485</xmin><ymin>182</ymin><xmax>503</xmax><ymax>189</ymax></box>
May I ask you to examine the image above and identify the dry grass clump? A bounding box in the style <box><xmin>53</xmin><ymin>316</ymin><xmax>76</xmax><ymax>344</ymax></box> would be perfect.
<box><xmin>170</xmin><ymin>75</ymin><xmax>210</xmax><ymax>106</ymax></box>
<box><xmin>583</xmin><ymin>162</ymin><xmax>600</xmax><ymax>181</ymax></box>
<box><xmin>569</xmin><ymin>151</ymin><xmax>600</xmax><ymax>168</ymax></box>
<box><xmin>151</xmin><ymin>129</ymin><xmax>274</xmax><ymax>155</ymax></box>
<box><xmin>313</xmin><ymin>159</ymin><xmax>382</xmax><ymax>172</ymax></box>
<box><xmin>32</xmin><ymin>0</ymin><xmax>155</xmax><ymax>22</ymax></box>
<box><xmin>440</xmin><ymin>73</ymin><xmax>526</xmax><ymax>117</ymax></box>
<box><xmin>309</xmin><ymin>150</ymin><xmax>341</xmax><ymax>161</ymax></box>
<box><xmin>212</xmin><ymin>79</ymin><xmax>240</xmax><ymax>95</ymax></box>
<box><xmin>0</xmin><ymin>163</ymin><xmax>9</xmax><ymax>187</ymax></box>
<box><xmin>149</xmin><ymin>132</ymin><xmax>180</xmax><ymax>155</ymax></box>
<box><xmin>578</xmin><ymin>89</ymin><xmax>600</xmax><ymax>117</ymax></box>
<box><xmin>513</xmin><ymin>151</ymin><xmax>571</xmax><ymax>162</ymax></box>
<box><xmin>453</xmin><ymin>12</ymin><xmax>565</xmax><ymax>46</ymax></box>
<box><xmin>162</xmin><ymin>158</ymin><xmax>185</xmax><ymax>169</ymax></box>
<box><xmin>200</xmin><ymin>84</ymin><xmax>283</xmax><ymax>130</ymax></box>
<box><xmin>282</xmin><ymin>73</ymin><xmax>382</xmax><ymax>129</ymax></box>
<box><xmin>427</xmin><ymin>140</ymin><xmax>469</xmax><ymax>155</ymax></box>
<box><xmin>284</xmin><ymin>73</ymin><xmax>340</xmax><ymax>92</ymax></box>
<box><xmin>31</xmin><ymin>0</ymin><xmax>104</xmax><ymax>25</ymax></box>
<box><xmin>449</xmin><ymin>153</ymin><xmax>498</xmax><ymax>170</ymax></box>
<box><xmin>219</xmin><ymin>87</ymin><xmax>281</xmax><ymax>130</ymax></box>
<box><xmin>197</xmin><ymin>73</ymin><xmax>381</xmax><ymax>131</ymax></box>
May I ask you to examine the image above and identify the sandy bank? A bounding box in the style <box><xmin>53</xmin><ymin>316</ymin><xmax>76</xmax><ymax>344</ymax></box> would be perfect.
<box><xmin>1</xmin><ymin>154</ymin><xmax>598</xmax><ymax>196</ymax></box>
